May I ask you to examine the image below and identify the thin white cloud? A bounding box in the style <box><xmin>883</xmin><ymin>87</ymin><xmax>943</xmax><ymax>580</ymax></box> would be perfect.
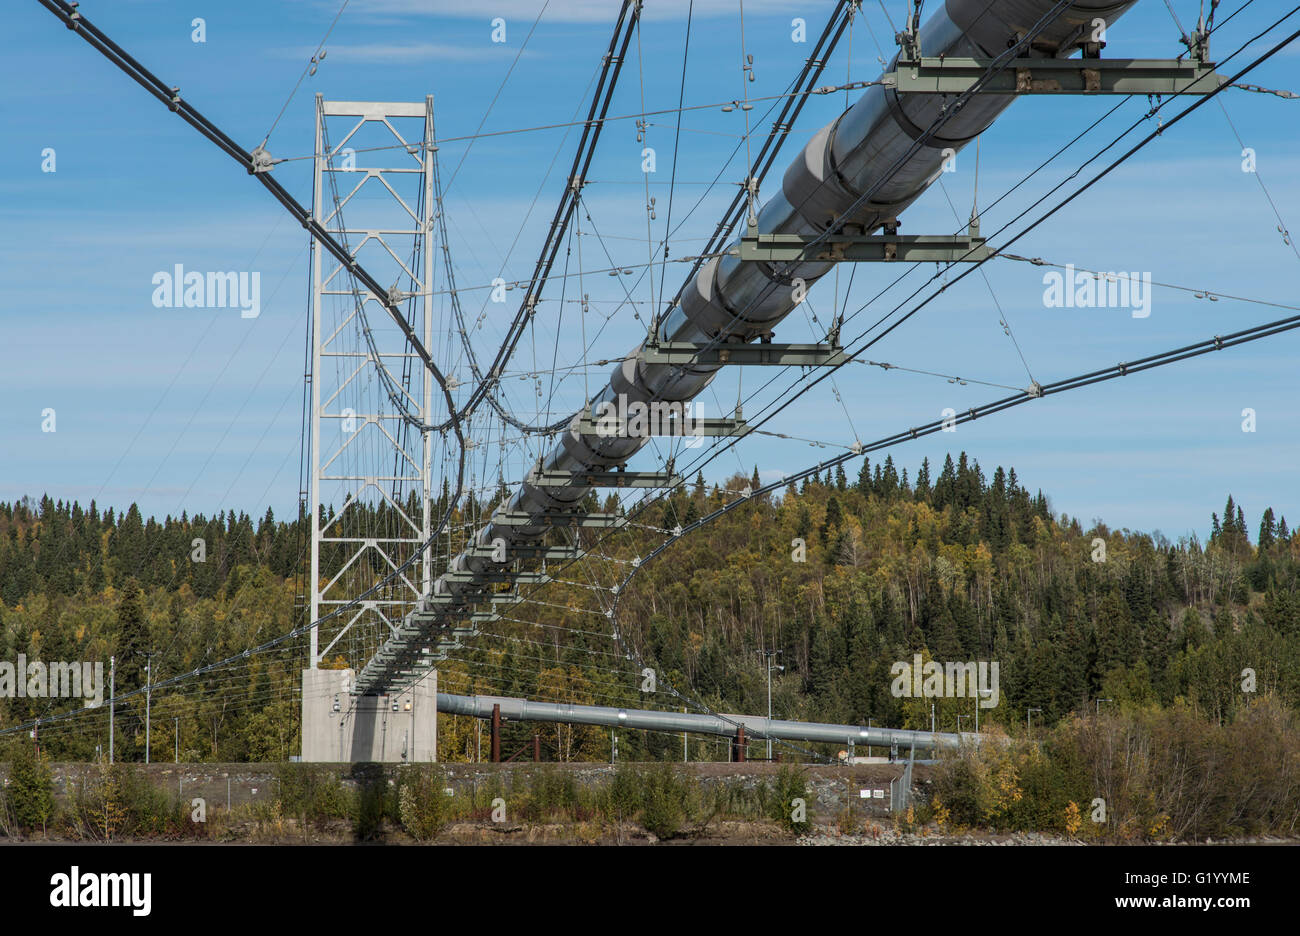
<box><xmin>288</xmin><ymin>41</ymin><xmax>534</xmax><ymax>63</ymax></box>
<box><xmin>342</xmin><ymin>0</ymin><xmax>819</xmax><ymax>23</ymax></box>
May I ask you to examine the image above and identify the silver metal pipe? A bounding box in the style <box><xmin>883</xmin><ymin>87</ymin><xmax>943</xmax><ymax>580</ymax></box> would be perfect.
<box><xmin>438</xmin><ymin>691</ymin><xmax>972</xmax><ymax>750</ymax></box>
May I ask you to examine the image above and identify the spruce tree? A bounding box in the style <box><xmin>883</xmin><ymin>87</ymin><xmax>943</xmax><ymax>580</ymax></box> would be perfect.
<box><xmin>1258</xmin><ymin>507</ymin><xmax>1277</xmax><ymax>551</ymax></box>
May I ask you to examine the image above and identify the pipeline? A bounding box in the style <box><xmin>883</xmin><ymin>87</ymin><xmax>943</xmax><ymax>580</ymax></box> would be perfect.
<box><xmin>355</xmin><ymin>0</ymin><xmax>1137</xmax><ymax>693</ymax></box>
<box><xmin>438</xmin><ymin>691</ymin><xmax>972</xmax><ymax>751</ymax></box>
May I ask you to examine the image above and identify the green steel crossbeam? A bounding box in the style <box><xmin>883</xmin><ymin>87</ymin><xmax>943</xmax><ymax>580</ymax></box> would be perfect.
<box><xmin>465</xmin><ymin>543</ymin><xmax>584</xmax><ymax>561</ymax></box>
<box><xmin>530</xmin><ymin>467</ymin><xmax>684</xmax><ymax>488</ymax></box>
<box><xmin>391</xmin><ymin>624</ymin><xmax>488</xmax><ymax>677</ymax></box>
<box><xmin>413</xmin><ymin>595</ymin><xmax>465</xmax><ymax>609</ymax></box>
<box><xmin>642</xmin><ymin>340</ymin><xmax>848</xmax><ymax>367</ymax></box>
<box><xmin>442</xmin><ymin>570</ymin><xmax>552</xmax><ymax>586</ymax></box>
<box><xmin>493</xmin><ymin>510</ymin><xmax>629</xmax><ymax>529</ymax></box>
<box><xmin>884</xmin><ymin>56</ymin><xmax>1226</xmax><ymax>96</ymax></box>
<box><xmin>575</xmin><ymin>414</ymin><xmax>752</xmax><ymax>438</ymax></box>
<box><xmin>417</xmin><ymin>592</ymin><xmax>486</xmax><ymax>609</ymax></box>
<box><xmin>736</xmin><ymin>230</ymin><xmax>990</xmax><ymax>264</ymax></box>
<box><xmin>431</xmin><ymin>583</ymin><xmax>493</xmax><ymax>600</ymax></box>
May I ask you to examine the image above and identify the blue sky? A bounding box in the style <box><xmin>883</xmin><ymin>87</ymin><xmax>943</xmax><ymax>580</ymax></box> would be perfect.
<box><xmin>2</xmin><ymin>0</ymin><xmax>1297</xmax><ymax>543</ymax></box>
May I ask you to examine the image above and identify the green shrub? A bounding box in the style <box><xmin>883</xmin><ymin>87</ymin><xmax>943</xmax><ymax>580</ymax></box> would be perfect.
<box><xmin>65</xmin><ymin>763</ymin><xmax>186</xmax><ymax>841</ymax></box>
<box><xmin>274</xmin><ymin>764</ymin><xmax>352</xmax><ymax>824</ymax></box>
<box><xmin>639</xmin><ymin>763</ymin><xmax>690</xmax><ymax>839</ymax></box>
<box><xmin>527</xmin><ymin>766</ymin><xmax>580</xmax><ymax>820</ymax></box>
<box><xmin>769</xmin><ymin>765</ymin><xmax>812</xmax><ymax>834</ymax></box>
<box><xmin>6</xmin><ymin>747</ymin><xmax>54</xmax><ymax>835</ymax></box>
<box><xmin>604</xmin><ymin>763</ymin><xmax>641</xmax><ymax>822</ymax></box>
<box><xmin>398</xmin><ymin>767</ymin><xmax>448</xmax><ymax>841</ymax></box>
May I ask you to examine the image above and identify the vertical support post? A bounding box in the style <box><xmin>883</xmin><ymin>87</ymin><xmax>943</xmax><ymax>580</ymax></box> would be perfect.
<box><xmin>766</xmin><ymin>658</ymin><xmax>773</xmax><ymax>761</ymax></box>
<box><xmin>532</xmin><ymin>734</ymin><xmax>540</xmax><ymax>762</ymax></box>
<box><xmin>420</xmin><ymin>94</ymin><xmax>435</xmax><ymax>602</ymax></box>
<box><xmin>308</xmin><ymin>93</ymin><xmax>325</xmax><ymax>670</ymax></box>
<box><xmin>490</xmin><ymin>703</ymin><xmax>501</xmax><ymax>763</ymax></box>
<box><xmin>108</xmin><ymin>655</ymin><xmax>115</xmax><ymax>765</ymax></box>
<box><xmin>144</xmin><ymin>651</ymin><xmax>153</xmax><ymax>765</ymax></box>
<box><xmin>733</xmin><ymin>726</ymin><xmax>746</xmax><ymax>762</ymax></box>
<box><xmin>898</xmin><ymin>743</ymin><xmax>916</xmax><ymax>812</ymax></box>
<box><xmin>175</xmin><ymin>717</ymin><xmax>179</xmax><ymax>763</ymax></box>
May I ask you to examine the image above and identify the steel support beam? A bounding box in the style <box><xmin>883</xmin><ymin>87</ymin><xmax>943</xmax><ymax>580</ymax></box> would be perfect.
<box><xmin>575</xmin><ymin>414</ymin><xmax>752</xmax><ymax>438</ymax></box>
<box><xmin>492</xmin><ymin>510</ymin><xmax>628</xmax><ymax>529</ymax></box>
<box><xmin>530</xmin><ymin>468</ymin><xmax>683</xmax><ymax>488</ymax></box>
<box><xmin>642</xmin><ymin>340</ymin><xmax>849</xmax><ymax>367</ymax></box>
<box><xmin>464</xmin><ymin>544</ymin><xmax>584</xmax><ymax>561</ymax></box>
<box><xmin>884</xmin><ymin>56</ymin><xmax>1225</xmax><ymax>96</ymax></box>
<box><xmin>737</xmin><ymin>231</ymin><xmax>990</xmax><ymax>264</ymax></box>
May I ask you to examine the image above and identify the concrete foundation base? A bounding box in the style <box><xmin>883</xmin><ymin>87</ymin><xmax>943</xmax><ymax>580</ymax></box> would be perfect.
<box><xmin>300</xmin><ymin>668</ymin><xmax>436</xmax><ymax>763</ymax></box>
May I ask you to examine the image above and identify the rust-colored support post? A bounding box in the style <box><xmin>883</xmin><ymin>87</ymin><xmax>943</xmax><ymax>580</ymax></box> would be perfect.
<box><xmin>733</xmin><ymin>726</ymin><xmax>746</xmax><ymax>762</ymax></box>
<box><xmin>490</xmin><ymin>703</ymin><xmax>501</xmax><ymax>763</ymax></box>
<box><xmin>532</xmin><ymin>734</ymin><xmax>541</xmax><ymax>762</ymax></box>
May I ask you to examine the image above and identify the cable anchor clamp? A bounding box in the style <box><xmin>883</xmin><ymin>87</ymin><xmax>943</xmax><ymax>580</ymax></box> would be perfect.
<box><xmin>249</xmin><ymin>145</ymin><xmax>274</xmax><ymax>174</ymax></box>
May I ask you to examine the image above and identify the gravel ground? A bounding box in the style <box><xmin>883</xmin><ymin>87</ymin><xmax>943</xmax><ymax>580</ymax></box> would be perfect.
<box><xmin>798</xmin><ymin>828</ymin><xmax>1082</xmax><ymax>846</ymax></box>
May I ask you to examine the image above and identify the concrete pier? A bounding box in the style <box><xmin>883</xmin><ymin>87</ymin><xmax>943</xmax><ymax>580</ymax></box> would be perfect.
<box><xmin>300</xmin><ymin>668</ymin><xmax>436</xmax><ymax>763</ymax></box>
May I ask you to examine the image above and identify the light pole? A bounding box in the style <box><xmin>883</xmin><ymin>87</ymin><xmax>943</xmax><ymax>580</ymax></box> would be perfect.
<box><xmin>1027</xmin><ymin>707</ymin><xmax>1043</xmax><ymax>735</ymax></box>
<box><xmin>763</xmin><ymin>650</ymin><xmax>783</xmax><ymax>761</ymax></box>
<box><xmin>144</xmin><ymin>650</ymin><xmax>155</xmax><ymax>765</ymax></box>
<box><xmin>108</xmin><ymin>655</ymin><xmax>115</xmax><ymax>765</ymax></box>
